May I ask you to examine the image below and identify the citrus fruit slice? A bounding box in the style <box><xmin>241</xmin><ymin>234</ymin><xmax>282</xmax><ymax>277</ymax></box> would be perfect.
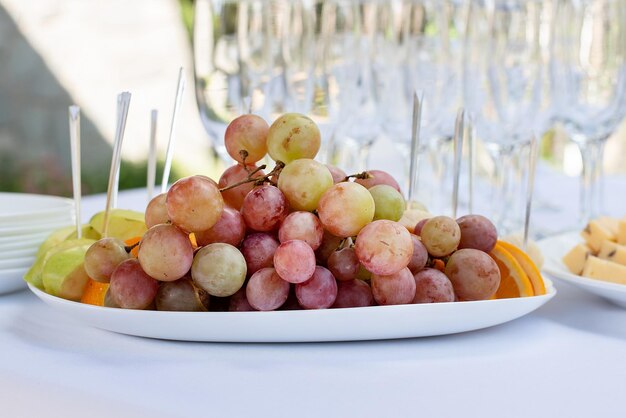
<box><xmin>497</xmin><ymin>240</ymin><xmax>547</xmax><ymax>296</ymax></box>
<box><xmin>489</xmin><ymin>243</ymin><xmax>534</xmax><ymax>298</ymax></box>
<box><xmin>124</xmin><ymin>236</ymin><xmax>142</xmax><ymax>258</ymax></box>
<box><xmin>81</xmin><ymin>278</ymin><xmax>109</xmax><ymax>306</ymax></box>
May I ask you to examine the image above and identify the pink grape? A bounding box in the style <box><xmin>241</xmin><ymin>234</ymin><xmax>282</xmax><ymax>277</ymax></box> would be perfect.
<box><xmin>246</xmin><ymin>267</ymin><xmax>290</xmax><ymax>311</ymax></box>
<box><xmin>456</xmin><ymin>214</ymin><xmax>498</xmax><ymax>253</ymax></box>
<box><xmin>155</xmin><ymin>277</ymin><xmax>209</xmax><ymax>311</ymax></box>
<box><xmin>371</xmin><ymin>267</ymin><xmax>416</xmax><ymax>305</ymax></box>
<box><xmin>413</xmin><ymin>268</ymin><xmax>455</xmax><ymax>303</ymax></box>
<box><xmin>218</xmin><ymin>164</ymin><xmax>265</xmax><ymax>210</ymax></box>
<box><xmin>241</xmin><ymin>185</ymin><xmax>289</xmax><ymax>232</ymax></box>
<box><xmin>229</xmin><ymin>287</ymin><xmax>256</xmax><ymax>311</ymax></box>
<box><xmin>315</xmin><ymin>230</ymin><xmax>343</xmax><ymax>265</ymax></box>
<box><xmin>273</xmin><ymin>240</ymin><xmax>316</xmax><ymax>283</ymax></box>
<box><xmin>224</xmin><ymin>114</ymin><xmax>269</xmax><ymax>163</ymax></box>
<box><xmin>138</xmin><ymin>224</ymin><xmax>194</xmax><ymax>282</ymax></box>
<box><xmin>332</xmin><ymin>279</ymin><xmax>374</xmax><ymax>308</ymax></box>
<box><xmin>266</xmin><ymin>113</ymin><xmax>321</xmax><ymax>163</ymax></box>
<box><xmin>445</xmin><ymin>249</ymin><xmax>501</xmax><ymax>301</ymax></box>
<box><xmin>277</xmin><ymin>158</ymin><xmax>334</xmax><ymax>211</ymax></box>
<box><xmin>420</xmin><ymin>216</ymin><xmax>461</xmax><ymax>257</ymax></box>
<box><xmin>326</xmin><ymin>164</ymin><xmax>347</xmax><ymax>184</ymax></box>
<box><xmin>295</xmin><ymin>266</ymin><xmax>338</xmax><ymax>309</ymax></box>
<box><xmin>327</xmin><ymin>247</ymin><xmax>360</xmax><ymax>281</ymax></box>
<box><xmin>84</xmin><ymin>238</ymin><xmax>131</xmax><ymax>283</ymax></box>
<box><xmin>355</xmin><ymin>169</ymin><xmax>401</xmax><ymax>193</ymax></box>
<box><xmin>317</xmin><ymin>182</ymin><xmax>375</xmax><ymax>238</ymax></box>
<box><xmin>109</xmin><ymin>259</ymin><xmax>159</xmax><ymax>309</ymax></box>
<box><xmin>354</xmin><ymin>220</ymin><xmax>413</xmax><ymax>275</ymax></box>
<box><xmin>166</xmin><ymin>175</ymin><xmax>224</xmax><ymax>233</ymax></box>
<box><xmin>194</xmin><ymin>206</ymin><xmax>246</xmax><ymax>247</ymax></box>
<box><xmin>413</xmin><ymin>218</ymin><xmax>430</xmax><ymax>236</ymax></box>
<box><xmin>240</xmin><ymin>232</ymin><xmax>280</xmax><ymax>276</ymax></box>
<box><xmin>278</xmin><ymin>211</ymin><xmax>324</xmax><ymax>250</ymax></box>
<box><xmin>145</xmin><ymin>193</ymin><xmax>169</xmax><ymax>228</ymax></box>
<box><xmin>104</xmin><ymin>288</ymin><xmax>119</xmax><ymax>308</ymax></box>
<box><xmin>191</xmin><ymin>243</ymin><xmax>247</xmax><ymax>297</ymax></box>
<box><xmin>407</xmin><ymin>235</ymin><xmax>429</xmax><ymax>274</ymax></box>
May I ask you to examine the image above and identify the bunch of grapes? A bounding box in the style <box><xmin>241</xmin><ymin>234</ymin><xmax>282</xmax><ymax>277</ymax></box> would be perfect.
<box><xmin>83</xmin><ymin>112</ymin><xmax>502</xmax><ymax>311</ymax></box>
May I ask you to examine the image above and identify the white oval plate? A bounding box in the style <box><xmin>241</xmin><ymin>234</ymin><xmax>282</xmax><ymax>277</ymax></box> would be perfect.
<box><xmin>0</xmin><ymin>256</ymin><xmax>34</xmax><ymax>270</ymax></box>
<box><xmin>538</xmin><ymin>232</ymin><xmax>626</xmax><ymax>308</ymax></box>
<box><xmin>0</xmin><ymin>231</ymin><xmax>50</xmax><ymax>245</ymax></box>
<box><xmin>27</xmin><ymin>281</ymin><xmax>556</xmax><ymax>342</ymax></box>
<box><xmin>0</xmin><ymin>236</ymin><xmax>49</xmax><ymax>251</ymax></box>
<box><xmin>0</xmin><ymin>220</ymin><xmax>73</xmax><ymax>237</ymax></box>
<box><xmin>0</xmin><ymin>192</ymin><xmax>73</xmax><ymax>220</ymax></box>
<box><xmin>0</xmin><ymin>247</ymin><xmax>38</xmax><ymax>260</ymax></box>
<box><xmin>0</xmin><ymin>267</ymin><xmax>28</xmax><ymax>295</ymax></box>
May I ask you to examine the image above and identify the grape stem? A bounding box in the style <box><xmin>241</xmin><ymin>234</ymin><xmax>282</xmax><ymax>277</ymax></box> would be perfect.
<box><xmin>239</xmin><ymin>150</ymin><xmax>250</xmax><ymax>172</ymax></box>
<box><xmin>342</xmin><ymin>171</ymin><xmax>372</xmax><ymax>182</ymax></box>
<box><xmin>219</xmin><ymin>161</ymin><xmax>285</xmax><ymax>192</ymax></box>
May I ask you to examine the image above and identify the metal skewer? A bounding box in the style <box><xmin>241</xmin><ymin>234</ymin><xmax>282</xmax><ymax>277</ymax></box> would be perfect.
<box><xmin>452</xmin><ymin>108</ymin><xmax>465</xmax><ymax>219</ymax></box>
<box><xmin>68</xmin><ymin>106</ymin><xmax>82</xmax><ymax>239</ymax></box>
<box><xmin>147</xmin><ymin>109</ymin><xmax>158</xmax><ymax>201</ymax></box>
<box><xmin>523</xmin><ymin>135</ymin><xmax>539</xmax><ymax>251</ymax></box>
<box><xmin>161</xmin><ymin>67</ymin><xmax>186</xmax><ymax>194</ymax></box>
<box><xmin>408</xmin><ymin>90</ymin><xmax>424</xmax><ymax>202</ymax></box>
<box><xmin>102</xmin><ymin>92</ymin><xmax>131</xmax><ymax>238</ymax></box>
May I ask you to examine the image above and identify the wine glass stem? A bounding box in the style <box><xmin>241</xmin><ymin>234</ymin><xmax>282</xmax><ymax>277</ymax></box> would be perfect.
<box><xmin>578</xmin><ymin>138</ymin><xmax>606</xmax><ymax>225</ymax></box>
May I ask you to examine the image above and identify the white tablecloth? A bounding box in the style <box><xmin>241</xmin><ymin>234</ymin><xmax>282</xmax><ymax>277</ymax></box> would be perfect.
<box><xmin>1</xmin><ymin>182</ymin><xmax>626</xmax><ymax>418</ymax></box>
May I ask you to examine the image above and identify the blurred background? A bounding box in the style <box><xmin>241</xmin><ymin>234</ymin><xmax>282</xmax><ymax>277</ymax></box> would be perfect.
<box><xmin>0</xmin><ymin>0</ymin><xmax>625</xmax><ymax>231</ymax></box>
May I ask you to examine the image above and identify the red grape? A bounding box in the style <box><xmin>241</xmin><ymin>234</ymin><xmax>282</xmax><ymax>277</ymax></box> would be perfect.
<box><xmin>166</xmin><ymin>175</ymin><xmax>224</xmax><ymax>233</ymax></box>
<box><xmin>457</xmin><ymin>214</ymin><xmax>498</xmax><ymax>253</ymax></box>
<box><xmin>218</xmin><ymin>163</ymin><xmax>265</xmax><ymax>210</ymax></box>
<box><xmin>145</xmin><ymin>193</ymin><xmax>169</xmax><ymax>228</ymax></box>
<box><xmin>295</xmin><ymin>266</ymin><xmax>338</xmax><ymax>309</ymax></box>
<box><xmin>407</xmin><ymin>235</ymin><xmax>428</xmax><ymax>274</ymax></box>
<box><xmin>194</xmin><ymin>206</ymin><xmax>246</xmax><ymax>247</ymax></box>
<box><xmin>138</xmin><ymin>224</ymin><xmax>194</xmax><ymax>282</ymax></box>
<box><xmin>109</xmin><ymin>259</ymin><xmax>159</xmax><ymax>309</ymax></box>
<box><xmin>445</xmin><ymin>249</ymin><xmax>501</xmax><ymax>300</ymax></box>
<box><xmin>327</xmin><ymin>247</ymin><xmax>360</xmax><ymax>281</ymax></box>
<box><xmin>229</xmin><ymin>287</ymin><xmax>256</xmax><ymax>311</ymax></box>
<box><xmin>224</xmin><ymin>114</ymin><xmax>269</xmax><ymax>164</ymax></box>
<box><xmin>413</xmin><ymin>268</ymin><xmax>455</xmax><ymax>303</ymax></box>
<box><xmin>326</xmin><ymin>164</ymin><xmax>347</xmax><ymax>184</ymax></box>
<box><xmin>354</xmin><ymin>220</ymin><xmax>413</xmax><ymax>275</ymax></box>
<box><xmin>241</xmin><ymin>185</ymin><xmax>289</xmax><ymax>232</ymax></box>
<box><xmin>278</xmin><ymin>211</ymin><xmax>324</xmax><ymax>250</ymax></box>
<box><xmin>155</xmin><ymin>277</ymin><xmax>210</xmax><ymax>311</ymax></box>
<box><xmin>274</xmin><ymin>239</ymin><xmax>316</xmax><ymax>283</ymax></box>
<box><xmin>246</xmin><ymin>267</ymin><xmax>290</xmax><ymax>311</ymax></box>
<box><xmin>332</xmin><ymin>279</ymin><xmax>374</xmax><ymax>308</ymax></box>
<box><xmin>355</xmin><ymin>169</ymin><xmax>401</xmax><ymax>193</ymax></box>
<box><xmin>315</xmin><ymin>230</ymin><xmax>343</xmax><ymax>265</ymax></box>
<box><xmin>240</xmin><ymin>232</ymin><xmax>280</xmax><ymax>276</ymax></box>
<box><xmin>371</xmin><ymin>267</ymin><xmax>416</xmax><ymax>305</ymax></box>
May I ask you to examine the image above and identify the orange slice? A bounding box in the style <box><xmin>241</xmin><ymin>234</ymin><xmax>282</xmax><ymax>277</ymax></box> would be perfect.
<box><xmin>497</xmin><ymin>240</ymin><xmax>546</xmax><ymax>296</ymax></box>
<box><xmin>489</xmin><ymin>243</ymin><xmax>534</xmax><ymax>298</ymax></box>
<box><xmin>124</xmin><ymin>236</ymin><xmax>142</xmax><ymax>258</ymax></box>
<box><xmin>81</xmin><ymin>278</ymin><xmax>109</xmax><ymax>306</ymax></box>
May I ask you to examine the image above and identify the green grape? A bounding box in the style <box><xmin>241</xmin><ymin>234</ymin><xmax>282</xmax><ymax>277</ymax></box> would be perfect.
<box><xmin>369</xmin><ymin>184</ymin><xmax>406</xmax><ymax>221</ymax></box>
<box><xmin>317</xmin><ymin>182</ymin><xmax>375</xmax><ymax>238</ymax></box>
<box><xmin>266</xmin><ymin>113</ymin><xmax>320</xmax><ymax>163</ymax></box>
<box><xmin>191</xmin><ymin>243</ymin><xmax>247</xmax><ymax>297</ymax></box>
<box><xmin>277</xmin><ymin>158</ymin><xmax>333</xmax><ymax>211</ymax></box>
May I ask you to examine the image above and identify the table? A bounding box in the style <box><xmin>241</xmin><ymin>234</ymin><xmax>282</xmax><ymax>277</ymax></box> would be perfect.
<box><xmin>1</xmin><ymin>182</ymin><xmax>626</xmax><ymax>418</ymax></box>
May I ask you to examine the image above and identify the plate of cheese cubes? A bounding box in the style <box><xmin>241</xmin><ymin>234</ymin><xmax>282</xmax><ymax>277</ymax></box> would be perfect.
<box><xmin>538</xmin><ymin>216</ymin><xmax>626</xmax><ymax>308</ymax></box>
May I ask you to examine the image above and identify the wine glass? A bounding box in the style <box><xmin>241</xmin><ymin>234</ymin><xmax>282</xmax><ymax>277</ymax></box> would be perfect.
<box><xmin>193</xmin><ymin>0</ymin><xmax>284</xmax><ymax>164</ymax></box>
<box><xmin>463</xmin><ymin>0</ymin><xmax>546</xmax><ymax>233</ymax></box>
<box><xmin>322</xmin><ymin>0</ymin><xmax>381</xmax><ymax>171</ymax></box>
<box><xmin>550</xmin><ymin>0</ymin><xmax>626</xmax><ymax>225</ymax></box>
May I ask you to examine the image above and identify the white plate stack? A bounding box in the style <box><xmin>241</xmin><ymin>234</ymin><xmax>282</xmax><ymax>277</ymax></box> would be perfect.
<box><xmin>0</xmin><ymin>192</ymin><xmax>75</xmax><ymax>294</ymax></box>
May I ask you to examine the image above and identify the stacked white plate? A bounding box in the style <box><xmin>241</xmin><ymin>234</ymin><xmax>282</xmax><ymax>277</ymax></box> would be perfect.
<box><xmin>0</xmin><ymin>192</ymin><xmax>75</xmax><ymax>294</ymax></box>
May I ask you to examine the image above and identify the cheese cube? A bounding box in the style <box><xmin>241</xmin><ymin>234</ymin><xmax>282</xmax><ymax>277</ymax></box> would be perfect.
<box><xmin>582</xmin><ymin>256</ymin><xmax>626</xmax><ymax>285</ymax></box>
<box><xmin>618</xmin><ymin>219</ymin><xmax>626</xmax><ymax>245</ymax></box>
<box><xmin>597</xmin><ymin>216</ymin><xmax>619</xmax><ymax>235</ymax></box>
<box><xmin>581</xmin><ymin>220</ymin><xmax>616</xmax><ymax>253</ymax></box>
<box><xmin>598</xmin><ymin>240</ymin><xmax>626</xmax><ymax>267</ymax></box>
<box><xmin>562</xmin><ymin>244</ymin><xmax>592</xmax><ymax>275</ymax></box>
